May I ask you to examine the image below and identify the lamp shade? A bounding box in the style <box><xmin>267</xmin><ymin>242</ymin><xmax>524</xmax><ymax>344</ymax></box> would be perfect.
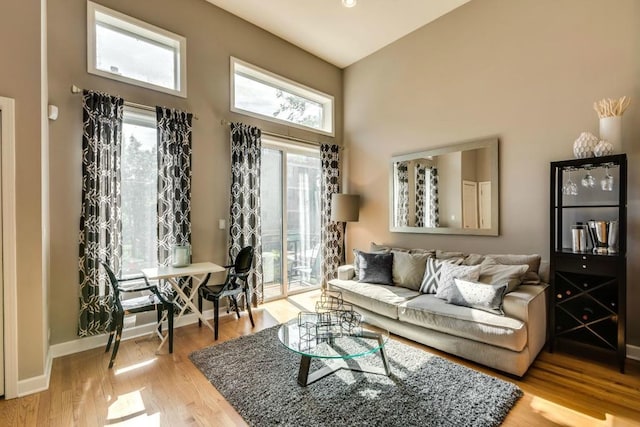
<box><xmin>331</xmin><ymin>194</ymin><xmax>360</xmax><ymax>222</ymax></box>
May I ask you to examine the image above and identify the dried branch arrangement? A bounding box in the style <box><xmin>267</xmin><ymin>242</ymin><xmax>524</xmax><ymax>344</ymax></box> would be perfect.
<box><xmin>593</xmin><ymin>96</ymin><xmax>631</xmax><ymax>118</ymax></box>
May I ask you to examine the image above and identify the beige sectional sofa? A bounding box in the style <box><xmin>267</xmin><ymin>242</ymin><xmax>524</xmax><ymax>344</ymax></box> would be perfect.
<box><xmin>327</xmin><ymin>250</ymin><xmax>549</xmax><ymax>377</ymax></box>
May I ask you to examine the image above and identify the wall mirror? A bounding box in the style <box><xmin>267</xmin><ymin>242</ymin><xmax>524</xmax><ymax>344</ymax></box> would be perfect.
<box><xmin>389</xmin><ymin>137</ymin><xmax>499</xmax><ymax>236</ymax></box>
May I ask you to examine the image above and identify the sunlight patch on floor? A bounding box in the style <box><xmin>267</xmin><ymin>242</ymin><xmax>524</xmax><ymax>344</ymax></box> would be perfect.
<box><xmin>530</xmin><ymin>395</ymin><xmax>605</xmax><ymax>426</ymax></box>
<box><xmin>114</xmin><ymin>358</ymin><xmax>157</xmax><ymax>376</ymax></box>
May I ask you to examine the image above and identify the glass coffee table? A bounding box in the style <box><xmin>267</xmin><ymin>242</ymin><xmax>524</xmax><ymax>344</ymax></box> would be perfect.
<box><xmin>278</xmin><ymin>316</ymin><xmax>391</xmax><ymax>387</ymax></box>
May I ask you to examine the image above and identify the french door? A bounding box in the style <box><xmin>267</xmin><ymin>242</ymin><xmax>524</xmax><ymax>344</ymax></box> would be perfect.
<box><xmin>261</xmin><ymin>138</ymin><xmax>322</xmax><ymax>300</ymax></box>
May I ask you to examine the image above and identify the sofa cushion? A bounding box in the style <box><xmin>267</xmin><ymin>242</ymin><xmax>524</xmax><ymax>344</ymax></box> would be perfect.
<box><xmin>434</xmin><ymin>263</ymin><xmax>482</xmax><ymax>300</ymax></box>
<box><xmin>328</xmin><ymin>279</ymin><xmax>420</xmax><ymax>319</ymax></box>
<box><xmin>484</xmin><ymin>254</ymin><xmax>542</xmax><ymax>285</ymax></box>
<box><xmin>357</xmin><ymin>251</ymin><xmax>393</xmax><ymax>285</ymax></box>
<box><xmin>478</xmin><ymin>259</ymin><xmax>529</xmax><ymax>293</ymax></box>
<box><xmin>419</xmin><ymin>257</ymin><xmax>463</xmax><ymax>294</ymax></box>
<box><xmin>392</xmin><ymin>251</ymin><xmax>430</xmax><ymax>291</ymax></box>
<box><xmin>398</xmin><ymin>294</ymin><xmax>527</xmax><ymax>352</ymax></box>
<box><xmin>436</xmin><ymin>249</ymin><xmax>465</xmax><ymax>260</ymax></box>
<box><xmin>448</xmin><ymin>278</ymin><xmax>508</xmax><ymax>315</ymax></box>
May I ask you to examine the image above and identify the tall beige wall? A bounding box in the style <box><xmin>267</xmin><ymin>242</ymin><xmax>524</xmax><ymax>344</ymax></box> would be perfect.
<box><xmin>344</xmin><ymin>0</ymin><xmax>640</xmax><ymax>344</ymax></box>
<box><xmin>47</xmin><ymin>0</ymin><xmax>342</xmax><ymax>344</ymax></box>
<box><xmin>0</xmin><ymin>3</ymin><xmax>46</xmax><ymax>379</ymax></box>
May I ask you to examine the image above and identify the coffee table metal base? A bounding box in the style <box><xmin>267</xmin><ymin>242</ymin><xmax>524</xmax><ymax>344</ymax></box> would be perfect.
<box><xmin>296</xmin><ymin>333</ymin><xmax>391</xmax><ymax>387</ymax></box>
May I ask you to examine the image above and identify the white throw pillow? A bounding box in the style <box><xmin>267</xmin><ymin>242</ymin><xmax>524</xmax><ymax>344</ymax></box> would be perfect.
<box><xmin>434</xmin><ymin>263</ymin><xmax>481</xmax><ymax>300</ymax></box>
<box><xmin>447</xmin><ymin>278</ymin><xmax>508</xmax><ymax>315</ymax></box>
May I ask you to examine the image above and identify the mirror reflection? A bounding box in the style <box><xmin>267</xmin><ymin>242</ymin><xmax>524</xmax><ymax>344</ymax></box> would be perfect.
<box><xmin>390</xmin><ymin>137</ymin><xmax>499</xmax><ymax>236</ymax></box>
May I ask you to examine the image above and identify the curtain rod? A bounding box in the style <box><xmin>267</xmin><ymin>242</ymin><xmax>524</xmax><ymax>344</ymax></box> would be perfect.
<box><xmin>220</xmin><ymin>119</ymin><xmax>333</xmax><ymax>148</ymax></box>
<box><xmin>70</xmin><ymin>85</ymin><xmax>199</xmax><ymax>120</ymax></box>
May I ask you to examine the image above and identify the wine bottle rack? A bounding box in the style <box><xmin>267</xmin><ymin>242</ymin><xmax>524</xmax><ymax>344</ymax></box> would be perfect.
<box><xmin>549</xmin><ymin>154</ymin><xmax>627</xmax><ymax>373</ymax></box>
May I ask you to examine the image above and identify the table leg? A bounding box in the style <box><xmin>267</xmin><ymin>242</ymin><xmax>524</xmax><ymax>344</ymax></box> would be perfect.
<box><xmin>378</xmin><ymin>335</ymin><xmax>391</xmax><ymax>376</ymax></box>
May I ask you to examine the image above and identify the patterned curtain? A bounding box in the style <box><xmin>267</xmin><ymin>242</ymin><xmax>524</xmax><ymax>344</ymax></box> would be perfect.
<box><xmin>395</xmin><ymin>161</ymin><xmax>409</xmax><ymax>227</ymax></box>
<box><xmin>156</xmin><ymin>107</ymin><xmax>193</xmax><ymax>266</ymax></box>
<box><xmin>415</xmin><ymin>164</ymin><xmax>427</xmax><ymax>227</ymax></box>
<box><xmin>78</xmin><ymin>90</ymin><xmax>124</xmax><ymax>337</ymax></box>
<box><xmin>229</xmin><ymin>123</ymin><xmax>263</xmax><ymax>306</ymax></box>
<box><xmin>320</xmin><ymin>144</ymin><xmax>343</xmax><ymax>286</ymax></box>
<box><xmin>428</xmin><ymin>167</ymin><xmax>440</xmax><ymax>227</ymax></box>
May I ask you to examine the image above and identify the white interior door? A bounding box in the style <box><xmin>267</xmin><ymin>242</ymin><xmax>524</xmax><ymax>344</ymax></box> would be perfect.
<box><xmin>478</xmin><ymin>181</ymin><xmax>492</xmax><ymax>229</ymax></box>
<box><xmin>462</xmin><ymin>180</ymin><xmax>478</xmax><ymax>229</ymax></box>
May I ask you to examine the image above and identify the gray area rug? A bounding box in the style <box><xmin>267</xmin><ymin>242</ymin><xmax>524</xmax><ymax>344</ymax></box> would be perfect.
<box><xmin>189</xmin><ymin>325</ymin><xmax>522</xmax><ymax>426</ymax></box>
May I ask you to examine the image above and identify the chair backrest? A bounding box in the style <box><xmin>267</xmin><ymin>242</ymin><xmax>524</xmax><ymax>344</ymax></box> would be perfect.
<box><xmin>100</xmin><ymin>261</ymin><xmax>123</xmax><ymax>312</ymax></box>
<box><xmin>233</xmin><ymin>246</ymin><xmax>254</xmax><ymax>278</ymax></box>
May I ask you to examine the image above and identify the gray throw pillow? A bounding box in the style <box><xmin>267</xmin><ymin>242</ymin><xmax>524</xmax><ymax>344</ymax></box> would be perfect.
<box><xmin>434</xmin><ymin>263</ymin><xmax>481</xmax><ymax>300</ymax></box>
<box><xmin>391</xmin><ymin>251</ymin><xmax>430</xmax><ymax>291</ymax></box>
<box><xmin>357</xmin><ymin>251</ymin><xmax>394</xmax><ymax>285</ymax></box>
<box><xmin>478</xmin><ymin>259</ymin><xmax>529</xmax><ymax>293</ymax></box>
<box><xmin>354</xmin><ymin>248</ymin><xmax>387</xmax><ymax>277</ymax></box>
<box><xmin>447</xmin><ymin>278</ymin><xmax>508</xmax><ymax>315</ymax></box>
<box><xmin>484</xmin><ymin>254</ymin><xmax>542</xmax><ymax>284</ymax></box>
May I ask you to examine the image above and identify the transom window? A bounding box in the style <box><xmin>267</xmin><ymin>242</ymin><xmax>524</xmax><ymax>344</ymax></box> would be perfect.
<box><xmin>231</xmin><ymin>57</ymin><xmax>334</xmax><ymax>136</ymax></box>
<box><xmin>87</xmin><ymin>1</ymin><xmax>187</xmax><ymax>97</ymax></box>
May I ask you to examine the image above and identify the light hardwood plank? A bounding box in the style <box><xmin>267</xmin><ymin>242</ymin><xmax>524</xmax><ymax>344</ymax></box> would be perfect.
<box><xmin>1</xmin><ymin>289</ymin><xmax>639</xmax><ymax>426</ymax></box>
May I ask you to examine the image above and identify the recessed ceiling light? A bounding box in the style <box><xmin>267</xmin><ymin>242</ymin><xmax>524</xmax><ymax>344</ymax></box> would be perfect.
<box><xmin>342</xmin><ymin>0</ymin><xmax>357</xmax><ymax>8</ymax></box>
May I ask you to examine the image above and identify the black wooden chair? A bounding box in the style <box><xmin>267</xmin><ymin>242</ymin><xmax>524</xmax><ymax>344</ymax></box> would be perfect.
<box><xmin>101</xmin><ymin>261</ymin><xmax>175</xmax><ymax>368</ymax></box>
<box><xmin>198</xmin><ymin>246</ymin><xmax>255</xmax><ymax>340</ymax></box>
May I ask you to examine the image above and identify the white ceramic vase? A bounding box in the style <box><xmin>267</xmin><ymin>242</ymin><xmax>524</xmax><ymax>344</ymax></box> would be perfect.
<box><xmin>599</xmin><ymin>116</ymin><xmax>622</xmax><ymax>153</ymax></box>
<box><xmin>594</xmin><ymin>140</ymin><xmax>613</xmax><ymax>157</ymax></box>
<box><xmin>573</xmin><ymin>132</ymin><xmax>598</xmax><ymax>158</ymax></box>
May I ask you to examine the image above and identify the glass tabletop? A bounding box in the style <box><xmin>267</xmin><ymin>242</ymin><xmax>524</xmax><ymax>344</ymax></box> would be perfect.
<box><xmin>277</xmin><ymin>317</ymin><xmax>389</xmax><ymax>360</ymax></box>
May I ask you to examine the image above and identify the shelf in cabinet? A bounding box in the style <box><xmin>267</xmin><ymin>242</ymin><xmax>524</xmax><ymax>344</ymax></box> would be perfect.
<box><xmin>557</xmin><ymin>204</ymin><xmax>621</xmax><ymax>209</ymax></box>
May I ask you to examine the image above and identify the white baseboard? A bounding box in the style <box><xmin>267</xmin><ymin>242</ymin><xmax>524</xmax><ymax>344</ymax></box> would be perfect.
<box><xmin>49</xmin><ymin>308</ymin><xmax>228</xmax><ymax>359</ymax></box>
<box><xmin>627</xmin><ymin>344</ymin><xmax>640</xmax><ymax>361</ymax></box>
<box><xmin>17</xmin><ymin>350</ymin><xmax>53</xmax><ymax>397</ymax></box>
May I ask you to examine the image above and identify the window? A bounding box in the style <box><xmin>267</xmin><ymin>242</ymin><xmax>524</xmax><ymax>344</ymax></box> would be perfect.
<box><xmin>121</xmin><ymin>106</ymin><xmax>158</xmax><ymax>276</ymax></box>
<box><xmin>231</xmin><ymin>57</ymin><xmax>334</xmax><ymax>136</ymax></box>
<box><xmin>87</xmin><ymin>1</ymin><xmax>187</xmax><ymax>97</ymax></box>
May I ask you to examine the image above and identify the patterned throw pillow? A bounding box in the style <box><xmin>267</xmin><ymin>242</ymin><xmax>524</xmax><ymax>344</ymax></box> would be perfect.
<box><xmin>357</xmin><ymin>251</ymin><xmax>394</xmax><ymax>285</ymax></box>
<box><xmin>419</xmin><ymin>257</ymin><xmax>462</xmax><ymax>294</ymax></box>
<box><xmin>447</xmin><ymin>278</ymin><xmax>508</xmax><ymax>315</ymax></box>
<box><xmin>434</xmin><ymin>263</ymin><xmax>482</xmax><ymax>300</ymax></box>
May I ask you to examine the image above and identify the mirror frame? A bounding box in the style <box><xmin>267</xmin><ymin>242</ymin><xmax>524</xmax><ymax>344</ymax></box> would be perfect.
<box><xmin>389</xmin><ymin>136</ymin><xmax>499</xmax><ymax>236</ymax></box>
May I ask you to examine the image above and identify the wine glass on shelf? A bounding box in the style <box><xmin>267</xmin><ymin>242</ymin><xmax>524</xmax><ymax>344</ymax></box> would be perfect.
<box><xmin>601</xmin><ymin>165</ymin><xmax>614</xmax><ymax>191</ymax></box>
<box><xmin>563</xmin><ymin>168</ymin><xmax>578</xmax><ymax>196</ymax></box>
<box><xmin>581</xmin><ymin>167</ymin><xmax>595</xmax><ymax>188</ymax></box>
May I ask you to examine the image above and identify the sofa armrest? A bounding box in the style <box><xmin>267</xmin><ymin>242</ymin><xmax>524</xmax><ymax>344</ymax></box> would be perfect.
<box><xmin>503</xmin><ymin>283</ymin><xmax>549</xmax><ymax>363</ymax></box>
<box><xmin>337</xmin><ymin>265</ymin><xmax>355</xmax><ymax>280</ymax></box>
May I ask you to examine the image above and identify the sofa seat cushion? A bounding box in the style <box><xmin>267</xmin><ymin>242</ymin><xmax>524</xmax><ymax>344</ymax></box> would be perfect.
<box><xmin>398</xmin><ymin>294</ymin><xmax>527</xmax><ymax>352</ymax></box>
<box><xmin>328</xmin><ymin>279</ymin><xmax>420</xmax><ymax>319</ymax></box>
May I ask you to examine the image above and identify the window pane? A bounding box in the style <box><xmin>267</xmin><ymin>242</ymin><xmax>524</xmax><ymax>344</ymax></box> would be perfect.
<box><xmin>96</xmin><ymin>23</ymin><xmax>176</xmax><ymax>90</ymax></box>
<box><xmin>260</xmin><ymin>148</ymin><xmax>283</xmax><ymax>299</ymax></box>
<box><xmin>286</xmin><ymin>153</ymin><xmax>321</xmax><ymax>291</ymax></box>
<box><xmin>121</xmin><ymin>114</ymin><xmax>158</xmax><ymax>276</ymax></box>
<box><xmin>234</xmin><ymin>74</ymin><xmax>323</xmax><ymax>130</ymax></box>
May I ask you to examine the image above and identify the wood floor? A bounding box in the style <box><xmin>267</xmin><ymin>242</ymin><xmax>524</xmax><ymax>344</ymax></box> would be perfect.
<box><xmin>2</xmin><ymin>290</ymin><xmax>640</xmax><ymax>426</ymax></box>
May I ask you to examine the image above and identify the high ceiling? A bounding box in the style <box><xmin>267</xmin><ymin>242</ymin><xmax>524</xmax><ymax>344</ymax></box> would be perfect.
<box><xmin>205</xmin><ymin>0</ymin><xmax>472</xmax><ymax>68</ymax></box>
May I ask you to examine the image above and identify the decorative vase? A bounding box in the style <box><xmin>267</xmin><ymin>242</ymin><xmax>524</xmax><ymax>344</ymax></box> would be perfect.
<box><xmin>171</xmin><ymin>244</ymin><xmax>191</xmax><ymax>267</ymax></box>
<box><xmin>593</xmin><ymin>140</ymin><xmax>613</xmax><ymax>157</ymax></box>
<box><xmin>573</xmin><ymin>132</ymin><xmax>598</xmax><ymax>158</ymax></box>
<box><xmin>599</xmin><ymin>116</ymin><xmax>622</xmax><ymax>153</ymax></box>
